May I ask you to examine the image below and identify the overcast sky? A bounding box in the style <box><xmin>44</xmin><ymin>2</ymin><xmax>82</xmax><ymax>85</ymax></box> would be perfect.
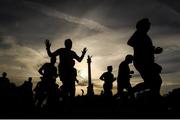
<box><xmin>0</xmin><ymin>0</ymin><xmax>180</xmax><ymax>95</ymax></box>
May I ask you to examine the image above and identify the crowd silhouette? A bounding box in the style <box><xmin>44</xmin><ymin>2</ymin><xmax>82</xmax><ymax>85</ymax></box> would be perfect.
<box><xmin>0</xmin><ymin>18</ymin><xmax>180</xmax><ymax>118</ymax></box>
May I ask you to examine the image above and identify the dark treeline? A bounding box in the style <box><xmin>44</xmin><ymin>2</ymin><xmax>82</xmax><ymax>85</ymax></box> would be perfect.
<box><xmin>0</xmin><ymin>18</ymin><xmax>180</xmax><ymax>118</ymax></box>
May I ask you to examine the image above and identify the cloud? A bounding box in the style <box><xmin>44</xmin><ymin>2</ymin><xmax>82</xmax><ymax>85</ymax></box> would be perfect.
<box><xmin>0</xmin><ymin>35</ymin><xmax>46</xmax><ymax>84</ymax></box>
<box><xmin>24</xmin><ymin>1</ymin><xmax>110</xmax><ymax>32</ymax></box>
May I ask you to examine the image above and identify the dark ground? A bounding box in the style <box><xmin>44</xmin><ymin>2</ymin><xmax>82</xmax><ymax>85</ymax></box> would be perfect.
<box><xmin>1</xmin><ymin>89</ymin><xmax>180</xmax><ymax>119</ymax></box>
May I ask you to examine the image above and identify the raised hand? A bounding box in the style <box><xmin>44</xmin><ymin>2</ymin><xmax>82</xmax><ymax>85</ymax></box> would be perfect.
<box><xmin>154</xmin><ymin>47</ymin><xmax>163</xmax><ymax>54</ymax></box>
<box><xmin>82</xmin><ymin>47</ymin><xmax>87</xmax><ymax>54</ymax></box>
<box><xmin>45</xmin><ymin>39</ymin><xmax>51</xmax><ymax>49</ymax></box>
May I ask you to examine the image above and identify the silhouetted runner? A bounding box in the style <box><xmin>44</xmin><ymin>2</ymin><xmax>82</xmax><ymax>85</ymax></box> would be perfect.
<box><xmin>127</xmin><ymin>18</ymin><xmax>163</xmax><ymax>95</ymax></box>
<box><xmin>100</xmin><ymin>66</ymin><xmax>116</xmax><ymax>96</ymax></box>
<box><xmin>35</xmin><ymin>57</ymin><xmax>58</xmax><ymax>108</ymax></box>
<box><xmin>117</xmin><ymin>55</ymin><xmax>134</xmax><ymax>98</ymax></box>
<box><xmin>45</xmin><ymin>39</ymin><xmax>87</xmax><ymax>98</ymax></box>
<box><xmin>38</xmin><ymin>56</ymin><xmax>58</xmax><ymax>83</ymax></box>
